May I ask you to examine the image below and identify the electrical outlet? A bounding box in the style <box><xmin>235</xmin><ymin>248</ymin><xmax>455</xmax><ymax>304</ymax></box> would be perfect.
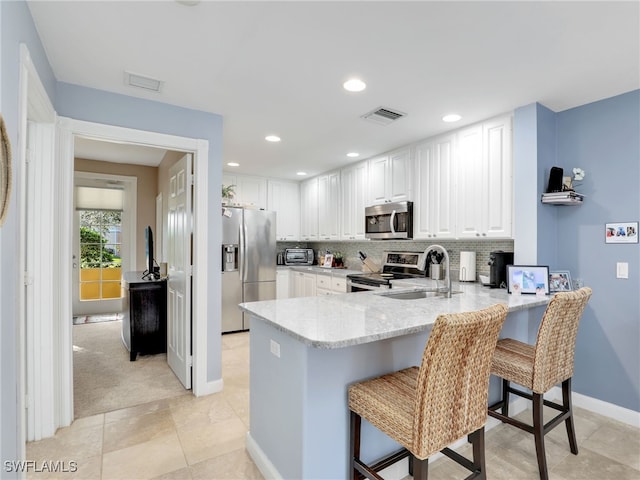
<box><xmin>616</xmin><ymin>262</ymin><xmax>629</xmax><ymax>279</ymax></box>
<box><xmin>270</xmin><ymin>339</ymin><xmax>281</xmax><ymax>358</ymax></box>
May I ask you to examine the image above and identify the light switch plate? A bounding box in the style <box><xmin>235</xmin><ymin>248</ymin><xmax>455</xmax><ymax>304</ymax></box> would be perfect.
<box><xmin>270</xmin><ymin>339</ymin><xmax>281</xmax><ymax>358</ymax></box>
<box><xmin>616</xmin><ymin>262</ymin><xmax>629</xmax><ymax>279</ymax></box>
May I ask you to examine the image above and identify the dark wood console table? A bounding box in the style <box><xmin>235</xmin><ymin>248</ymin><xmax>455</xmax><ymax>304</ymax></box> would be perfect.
<box><xmin>122</xmin><ymin>271</ymin><xmax>167</xmax><ymax>361</ymax></box>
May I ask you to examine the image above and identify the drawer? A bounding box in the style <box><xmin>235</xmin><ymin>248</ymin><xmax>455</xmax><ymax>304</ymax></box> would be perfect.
<box><xmin>316</xmin><ymin>287</ymin><xmax>333</xmax><ymax>296</ymax></box>
<box><xmin>316</xmin><ymin>274</ymin><xmax>331</xmax><ymax>289</ymax></box>
<box><xmin>332</xmin><ymin>277</ymin><xmax>347</xmax><ymax>292</ymax></box>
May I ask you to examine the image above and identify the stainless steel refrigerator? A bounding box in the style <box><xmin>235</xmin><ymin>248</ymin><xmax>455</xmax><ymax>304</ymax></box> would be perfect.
<box><xmin>221</xmin><ymin>207</ymin><xmax>276</xmax><ymax>332</ymax></box>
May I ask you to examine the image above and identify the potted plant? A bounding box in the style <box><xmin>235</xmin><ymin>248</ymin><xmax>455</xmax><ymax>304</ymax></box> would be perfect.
<box><xmin>222</xmin><ymin>184</ymin><xmax>236</xmax><ymax>204</ymax></box>
<box><xmin>333</xmin><ymin>252</ymin><xmax>344</xmax><ymax>268</ymax></box>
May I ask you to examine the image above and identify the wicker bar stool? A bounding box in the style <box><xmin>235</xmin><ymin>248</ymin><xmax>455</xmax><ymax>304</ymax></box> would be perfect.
<box><xmin>488</xmin><ymin>287</ymin><xmax>592</xmax><ymax>480</ymax></box>
<box><xmin>348</xmin><ymin>303</ymin><xmax>508</xmax><ymax>480</ymax></box>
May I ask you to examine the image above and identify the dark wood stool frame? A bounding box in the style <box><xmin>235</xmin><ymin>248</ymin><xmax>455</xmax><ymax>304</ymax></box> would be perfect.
<box><xmin>488</xmin><ymin>377</ymin><xmax>577</xmax><ymax>480</ymax></box>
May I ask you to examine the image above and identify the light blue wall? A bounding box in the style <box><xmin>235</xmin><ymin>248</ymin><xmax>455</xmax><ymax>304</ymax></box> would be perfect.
<box><xmin>0</xmin><ymin>0</ymin><xmax>57</xmax><ymax>470</ymax></box>
<box><xmin>555</xmin><ymin>90</ymin><xmax>639</xmax><ymax>411</ymax></box>
<box><xmin>56</xmin><ymin>83</ymin><xmax>224</xmax><ymax>385</ymax></box>
<box><xmin>514</xmin><ymin>91</ymin><xmax>640</xmax><ymax>412</ymax></box>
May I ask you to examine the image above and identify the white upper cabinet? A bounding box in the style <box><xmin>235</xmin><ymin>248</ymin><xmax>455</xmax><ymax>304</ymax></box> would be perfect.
<box><xmin>414</xmin><ymin>134</ymin><xmax>456</xmax><ymax>240</ymax></box>
<box><xmin>267</xmin><ymin>180</ymin><xmax>300</xmax><ymax>241</ymax></box>
<box><xmin>300</xmin><ymin>177</ymin><xmax>319</xmax><ymax>241</ymax></box>
<box><xmin>222</xmin><ymin>173</ymin><xmax>267</xmax><ymax>209</ymax></box>
<box><xmin>367</xmin><ymin>148</ymin><xmax>412</xmax><ymax>205</ymax></box>
<box><xmin>457</xmin><ymin>115</ymin><xmax>512</xmax><ymax>239</ymax></box>
<box><xmin>317</xmin><ymin>171</ymin><xmax>340</xmax><ymax>241</ymax></box>
<box><xmin>341</xmin><ymin>161</ymin><xmax>369</xmax><ymax>240</ymax></box>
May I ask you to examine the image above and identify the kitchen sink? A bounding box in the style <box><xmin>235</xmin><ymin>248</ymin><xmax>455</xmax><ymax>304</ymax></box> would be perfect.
<box><xmin>375</xmin><ymin>288</ymin><xmax>463</xmax><ymax>300</ymax></box>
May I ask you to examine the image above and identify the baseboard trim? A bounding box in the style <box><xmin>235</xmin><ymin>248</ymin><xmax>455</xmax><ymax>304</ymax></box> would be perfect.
<box><xmin>246</xmin><ymin>431</ymin><xmax>283</xmax><ymax>480</ymax></box>
<box><xmin>548</xmin><ymin>387</ymin><xmax>640</xmax><ymax>428</ymax></box>
<box><xmin>193</xmin><ymin>378</ymin><xmax>223</xmax><ymax>397</ymax></box>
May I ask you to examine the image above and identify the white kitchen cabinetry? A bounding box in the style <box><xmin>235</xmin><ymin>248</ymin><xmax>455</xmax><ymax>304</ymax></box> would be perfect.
<box><xmin>315</xmin><ymin>273</ymin><xmax>333</xmax><ymax>296</ymax></box>
<box><xmin>317</xmin><ymin>171</ymin><xmax>340</xmax><ymax>241</ymax></box>
<box><xmin>222</xmin><ymin>173</ymin><xmax>268</xmax><ymax>209</ymax></box>
<box><xmin>300</xmin><ymin>177</ymin><xmax>319</xmax><ymax>241</ymax></box>
<box><xmin>368</xmin><ymin>148</ymin><xmax>412</xmax><ymax>205</ymax></box>
<box><xmin>292</xmin><ymin>271</ymin><xmax>317</xmax><ymax>298</ymax></box>
<box><xmin>276</xmin><ymin>269</ymin><xmax>291</xmax><ymax>299</ymax></box>
<box><xmin>457</xmin><ymin>115</ymin><xmax>512</xmax><ymax>239</ymax></box>
<box><xmin>414</xmin><ymin>134</ymin><xmax>456</xmax><ymax>240</ymax></box>
<box><xmin>341</xmin><ymin>161</ymin><xmax>368</xmax><ymax>240</ymax></box>
<box><xmin>268</xmin><ymin>180</ymin><xmax>300</xmax><ymax>241</ymax></box>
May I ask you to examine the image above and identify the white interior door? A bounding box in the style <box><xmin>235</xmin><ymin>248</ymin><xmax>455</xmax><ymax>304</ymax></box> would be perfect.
<box><xmin>167</xmin><ymin>154</ymin><xmax>192</xmax><ymax>389</ymax></box>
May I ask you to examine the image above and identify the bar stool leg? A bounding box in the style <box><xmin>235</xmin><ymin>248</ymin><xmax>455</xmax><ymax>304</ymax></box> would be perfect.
<box><xmin>470</xmin><ymin>428</ymin><xmax>486</xmax><ymax>479</ymax></box>
<box><xmin>563</xmin><ymin>378</ymin><xmax>579</xmax><ymax>455</ymax></box>
<box><xmin>411</xmin><ymin>455</ymin><xmax>428</xmax><ymax>480</ymax></box>
<box><xmin>501</xmin><ymin>378</ymin><xmax>510</xmax><ymax>416</ymax></box>
<box><xmin>350</xmin><ymin>411</ymin><xmax>362</xmax><ymax>480</ymax></box>
<box><xmin>532</xmin><ymin>393</ymin><xmax>548</xmax><ymax>480</ymax></box>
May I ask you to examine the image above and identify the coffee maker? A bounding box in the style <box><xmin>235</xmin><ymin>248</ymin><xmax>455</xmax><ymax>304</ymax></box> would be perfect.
<box><xmin>488</xmin><ymin>251</ymin><xmax>514</xmax><ymax>289</ymax></box>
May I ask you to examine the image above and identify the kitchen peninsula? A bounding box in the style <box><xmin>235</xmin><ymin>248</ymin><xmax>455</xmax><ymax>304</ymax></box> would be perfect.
<box><xmin>240</xmin><ymin>283</ymin><xmax>550</xmax><ymax>480</ymax></box>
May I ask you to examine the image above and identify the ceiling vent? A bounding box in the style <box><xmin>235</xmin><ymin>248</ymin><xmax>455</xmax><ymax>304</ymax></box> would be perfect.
<box><xmin>361</xmin><ymin>107</ymin><xmax>406</xmax><ymax>126</ymax></box>
<box><xmin>124</xmin><ymin>71</ymin><xmax>163</xmax><ymax>92</ymax></box>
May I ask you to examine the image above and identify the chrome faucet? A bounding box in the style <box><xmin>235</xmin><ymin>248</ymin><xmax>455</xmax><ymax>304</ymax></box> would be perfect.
<box><xmin>425</xmin><ymin>245</ymin><xmax>452</xmax><ymax>298</ymax></box>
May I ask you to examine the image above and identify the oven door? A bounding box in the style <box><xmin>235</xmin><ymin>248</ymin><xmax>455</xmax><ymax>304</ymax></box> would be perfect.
<box><xmin>347</xmin><ymin>279</ymin><xmax>391</xmax><ymax>292</ymax></box>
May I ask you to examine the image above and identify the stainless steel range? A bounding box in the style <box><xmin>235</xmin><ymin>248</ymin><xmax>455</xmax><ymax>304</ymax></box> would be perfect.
<box><xmin>346</xmin><ymin>251</ymin><xmax>428</xmax><ymax>292</ymax></box>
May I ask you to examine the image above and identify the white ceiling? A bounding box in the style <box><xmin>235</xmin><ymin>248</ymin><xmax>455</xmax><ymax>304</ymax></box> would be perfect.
<box><xmin>75</xmin><ymin>136</ymin><xmax>168</xmax><ymax>166</ymax></box>
<box><xmin>28</xmin><ymin>1</ymin><xmax>639</xmax><ymax>180</ymax></box>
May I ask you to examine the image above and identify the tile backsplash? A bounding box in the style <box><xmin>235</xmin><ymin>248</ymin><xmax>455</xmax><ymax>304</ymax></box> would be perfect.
<box><xmin>276</xmin><ymin>239</ymin><xmax>514</xmax><ymax>281</ymax></box>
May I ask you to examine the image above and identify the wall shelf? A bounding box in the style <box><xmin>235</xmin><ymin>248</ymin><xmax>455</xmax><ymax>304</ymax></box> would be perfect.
<box><xmin>541</xmin><ymin>191</ymin><xmax>584</xmax><ymax>206</ymax></box>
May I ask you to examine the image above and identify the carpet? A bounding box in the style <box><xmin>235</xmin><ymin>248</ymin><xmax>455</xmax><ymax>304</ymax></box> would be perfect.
<box><xmin>73</xmin><ymin>320</ymin><xmax>188</xmax><ymax>418</ymax></box>
<box><xmin>72</xmin><ymin>312</ymin><xmax>123</xmax><ymax>325</ymax></box>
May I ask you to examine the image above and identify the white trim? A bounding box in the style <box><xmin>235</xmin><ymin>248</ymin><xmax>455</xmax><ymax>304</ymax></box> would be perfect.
<box><xmin>57</xmin><ymin>117</ymin><xmax>210</xmax><ymax>426</ymax></box>
<box><xmin>548</xmin><ymin>386</ymin><xmax>640</xmax><ymax>428</ymax></box>
<box><xmin>19</xmin><ymin>44</ymin><xmax>57</xmax><ymax>446</ymax></box>
<box><xmin>246</xmin><ymin>432</ymin><xmax>283</xmax><ymax>480</ymax></box>
<box><xmin>192</xmin><ymin>139</ymin><xmax>210</xmax><ymax>396</ymax></box>
<box><xmin>193</xmin><ymin>378</ymin><xmax>223</xmax><ymax>397</ymax></box>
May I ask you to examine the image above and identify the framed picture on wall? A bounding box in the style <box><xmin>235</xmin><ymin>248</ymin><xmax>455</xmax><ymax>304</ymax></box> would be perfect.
<box><xmin>507</xmin><ymin>265</ymin><xmax>550</xmax><ymax>295</ymax></box>
<box><xmin>549</xmin><ymin>271</ymin><xmax>573</xmax><ymax>292</ymax></box>
<box><xmin>605</xmin><ymin>222</ymin><xmax>638</xmax><ymax>244</ymax></box>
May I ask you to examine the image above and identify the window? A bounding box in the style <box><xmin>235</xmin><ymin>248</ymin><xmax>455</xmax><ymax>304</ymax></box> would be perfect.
<box><xmin>79</xmin><ymin>210</ymin><xmax>122</xmax><ymax>301</ymax></box>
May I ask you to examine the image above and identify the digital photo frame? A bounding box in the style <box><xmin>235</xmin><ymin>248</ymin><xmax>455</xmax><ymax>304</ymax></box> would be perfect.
<box><xmin>506</xmin><ymin>265</ymin><xmax>550</xmax><ymax>295</ymax></box>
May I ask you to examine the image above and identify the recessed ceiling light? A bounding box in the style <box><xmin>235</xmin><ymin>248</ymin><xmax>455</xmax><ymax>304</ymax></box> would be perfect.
<box><xmin>442</xmin><ymin>114</ymin><xmax>462</xmax><ymax>123</ymax></box>
<box><xmin>347</xmin><ymin>152</ymin><xmax>360</xmax><ymax>158</ymax></box>
<box><xmin>227</xmin><ymin>162</ymin><xmax>239</xmax><ymax>167</ymax></box>
<box><xmin>265</xmin><ymin>135</ymin><xmax>281</xmax><ymax>142</ymax></box>
<box><xmin>343</xmin><ymin>79</ymin><xmax>366</xmax><ymax>92</ymax></box>
<box><xmin>296</xmin><ymin>171</ymin><xmax>307</xmax><ymax>176</ymax></box>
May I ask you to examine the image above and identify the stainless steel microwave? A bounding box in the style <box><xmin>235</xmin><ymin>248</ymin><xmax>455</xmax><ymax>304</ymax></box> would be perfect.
<box><xmin>365</xmin><ymin>201</ymin><xmax>413</xmax><ymax>240</ymax></box>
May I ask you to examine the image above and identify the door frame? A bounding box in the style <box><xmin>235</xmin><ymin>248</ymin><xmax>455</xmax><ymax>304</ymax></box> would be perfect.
<box><xmin>57</xmin><ymin>118</ymin><xmax>210</xmax><ymax>426</ymax></box>
<box><xmin>72</xmin><ymin>171</ymin><xmax>137</xmax><ymax>316</ymax></box>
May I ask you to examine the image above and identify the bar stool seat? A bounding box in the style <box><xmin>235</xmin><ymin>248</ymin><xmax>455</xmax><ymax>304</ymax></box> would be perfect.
<box><xmin>349</xmin><ymin>303</ymin><xmax>508</xmax><ymax>480</ymax></box>
<box><xmin>488</xmin><ymin>287</ymin><xmax>592</xmax><ymax>480</ymax></box>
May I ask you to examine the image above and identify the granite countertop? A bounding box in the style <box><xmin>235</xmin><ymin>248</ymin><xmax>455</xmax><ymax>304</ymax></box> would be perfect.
<box><xmin>239</xmin><ymin>282</ymin><xmax>550</xmax><ymax>349</ymax></box>
<box><xmin>283</xmin><ymin>265</ymin><xmax>364</xmax><ymax>277</ymax></box>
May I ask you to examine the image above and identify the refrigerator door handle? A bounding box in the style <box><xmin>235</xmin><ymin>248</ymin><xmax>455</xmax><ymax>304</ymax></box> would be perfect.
<box><xmin>239</xmin><ymin>216</ymin><xmax>246</xmax><ymax>281</ymax></box>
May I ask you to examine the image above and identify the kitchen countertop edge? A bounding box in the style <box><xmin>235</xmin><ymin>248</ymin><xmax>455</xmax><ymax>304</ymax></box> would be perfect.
<box><xmin>240</xmin><ymin>283</ymin><xmax>550</xmax><ymax>349</ymax></box>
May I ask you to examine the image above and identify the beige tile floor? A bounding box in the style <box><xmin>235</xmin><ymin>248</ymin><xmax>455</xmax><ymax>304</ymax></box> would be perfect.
<box><xmin>27</xmin><ymin>331</ymin><xmax>639</xmax><ymax>479</ymax></box>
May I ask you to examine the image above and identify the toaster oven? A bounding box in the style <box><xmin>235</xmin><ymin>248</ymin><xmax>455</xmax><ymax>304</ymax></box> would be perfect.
<box><xmin>284</xmin><ymin>248</ymin><xmax>314</xmax><ymax>266</ymax></box>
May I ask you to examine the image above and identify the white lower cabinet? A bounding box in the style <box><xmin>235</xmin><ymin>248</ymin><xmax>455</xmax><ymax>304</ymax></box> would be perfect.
<box><xmin>289</xmin><ymin>270</ymin><xmax>349</xmax><ymax>298</ymax></box>
<box><xmin>276</xmin><ymin>269</ymin><xmax>291</xmax><ymax>299</ymax></box>
<box><xmin>292</xmin><ymin>271</ymin><xmax>317</xmax><ymax>298</ymax></box>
